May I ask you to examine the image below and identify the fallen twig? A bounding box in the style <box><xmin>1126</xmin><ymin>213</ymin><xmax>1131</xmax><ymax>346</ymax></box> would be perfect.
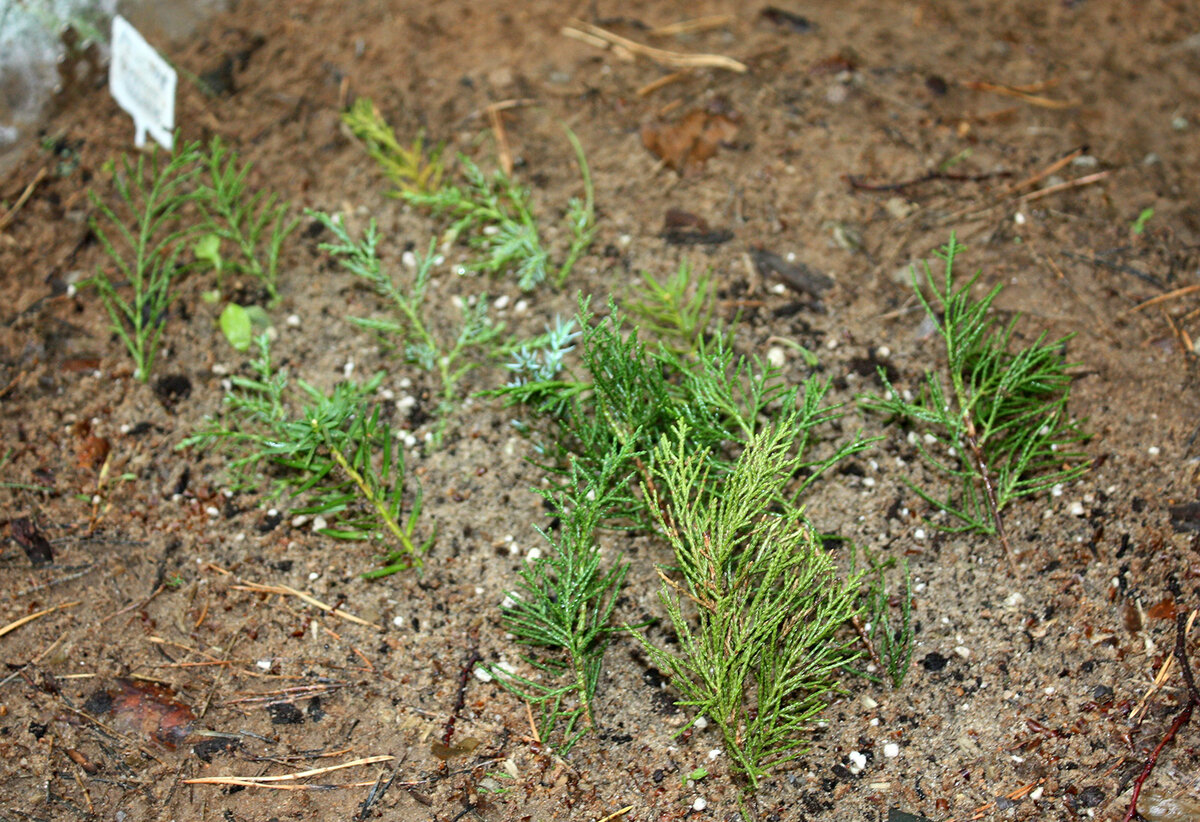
<box><xmin>184</xmin><ymin>755</ymin><xmax>395</xmax><ymax>788</ymax></box>
<box><xmin>232</xmin><ymin>581</ymin><xmax>378</xmax><ymax>628</ymax></box>
<box><xmin>1125</xmin><ymin>284</ymin><xmax>1200</xmax><ymax>314</ymax></box>
<box><xmin>846</xmin><ymin>169</ymin><xmax>1011</xmax><ymax>192</ymax></box>
<box><xmin>0</xmin><ymin>600</ymin><xmax>82</xmax><ymax>639</ymax></box>
<box><xmin>1121</xmin><ymin>609</ymin><xmax>1199</xmax><ymax>822</ymax></box>
<box><xmin>962</xmin><ymin>79</ymin><xmax>1078</xmax><ymax>109</ymax></box>
<box><xmin>562</xmin><ymin>20</ymin><xmax>747</xmax><ymax>73</ymax></box>
<box><xmin>0</xmin><ymin>167</ymin><xmax>48</xmax><ymax>232</ymax></box>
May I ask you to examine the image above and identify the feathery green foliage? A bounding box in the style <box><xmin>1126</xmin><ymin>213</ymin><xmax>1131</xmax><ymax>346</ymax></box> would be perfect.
<box><xmin>847</xmin><ymin>546</ymin><xmax>914</xmax><ymax>689</ymax></box>
<box><xmin>859</xmin><ymin>235</ymin><xmax>1089</xmax><ymax>559</ymax></box>
<box><xmin>403</xmin><ymin>129</ymin><xmax>595</xmax><ymax>290</ymax></box>
<box><xmin>87</xmin><ymin>140</ymin><xmax>203</xmax><ymax>382</ymax></box>
<box><xmin>486</xmin><ymin>441</ymin><xmax>637</xmax><ymax>752</ymax></box>
<box><xmin>309</xmin><ymin>210</ymin><xmax>505</xmax><ymax>447</ymax></box>
<box><xmin>341</xmin><ymin>98</ymin><xmax>445</xmax><ymax>196</ymax></box>
<box><xmin>492</xmin><ymin>300</ymin><xmax>875</xmax><ymax>529</ymax></box>
<box><xmin>625</xmin><ymin>260</ymin><xmax>720</xmax><ymax>355</ymax></box>
<box><xmin>179</xmin><ymin>335</ymin><xmax>430</xmax><ymax>578</ymax></box>
<box><xmin>637</xmin><ymin>422</ymin><xmax>861</xmax><ymax>788</ymax></box>
<box><xmin>195</xmin><ymin>137</ymin><xmax>299</xmax><ymax>305</ymax></box>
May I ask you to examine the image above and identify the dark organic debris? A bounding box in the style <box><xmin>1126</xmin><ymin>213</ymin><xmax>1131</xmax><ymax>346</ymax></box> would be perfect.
<box><xmin>751</xmin><ymin>248</ymin><xmax>834</xmax><ymax>299</ymax></box>
<box><xmin>642</xmin><ymin>105</ymin><xmax>741</xmax><ymax>173</ymax></box>
<box><xmin>153</xmin><ymin>373</ymin><xmax>193</xmax><ymax>409</ymax></box>
<box><xmin>11</xmin><ymin>517</ymin><xmax>53</xmax><ymax>567</ymax></box>
<box><xmin>888</xmin><ymin>809</ymin><xmax>934</xmax><ymax>822</ymax></box>
<box><xmin>661</xmin><ymin>209</ymin><xmax>733</xmax><ymax>246</ymax></box>
<box><xmin>760</xmin><ymin>7</ymin><xmax>815</xmax><ymax>33</ymax></box>
<box><xmin>193</xmin><ymin>734</ymin><xmax>240</xmax><ymax>762</ymax></box>
<box><xmin>90</xmin><ymin>679</ymin><xmax>196</xmax><ymax>748</ymax></box>
<box><xmin>920</xmin><ymin>651</ymin><xmax>948</xmax><ymax>672</ymax></box>
<box><xmin>267</xmin><ymin>702</ymin><xmax>305</xmax><ymax>725</ymax></box>
<box><xmin>1168</xmin><ymin>502</ymin><xmax>1200</xmax><ymax>533</ymax></box>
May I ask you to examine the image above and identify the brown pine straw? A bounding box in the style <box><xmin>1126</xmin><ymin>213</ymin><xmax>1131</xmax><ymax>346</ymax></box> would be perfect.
<box><xmin>562</xmin><ymin>20</ymin><xmax>747</xmax><ymax>73</ymax></box>
<box><xmin>231</xmin><ymin>581</ymin><xmax>378</xmax><ymax>628</ymax></box>
<box><xmin>0</xmin><ymin>600</ymin><xmax>81</xmax><ymax>639</ymax></box>
<box><xmin>184</xmin><ymin>755</ymin><xmax>394</xmax><ymax>789</ymax></box>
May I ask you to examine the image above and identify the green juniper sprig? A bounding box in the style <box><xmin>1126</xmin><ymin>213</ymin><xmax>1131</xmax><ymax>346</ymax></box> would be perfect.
<box><xmin>625</xmin><ymin>259</ymin><xmax>719</xmax><ymax>356</ymax></box>
<box><xmin>859</xmin><ymin>234</ymin><xmax>1089</xmax><ymax>566</ymax></box>
<box><xmin>179</xmin><ymin>334</ymin><xmax>430</xmax><ymax>578</ymax></box>
<box><xmin>87</xmin><ymin>139</ymin><xmax>204</xmax><ymax>382</ymax></box>
<box><xmin>341</xmin><ymin>97</ymin><xmax>445</xmax><ymax>196</ymax></box>
<box><xmin>194</xmin><ymin>136</ymin><xmax>299</xmax><ymax>305</ymax></box>
<box><xmin>847</xmin><ymin>545</ymin><xmax>914</xmax><ymax>689</ymax></box>
<box><xmin>485</xmin><ymin>439</ymin><xmax>638</xmax><ymax>752</ymax></box>
<box><xmin>403</xmin><ymin>129</ymin><xmax>595</xmax><ymax>291</ymax></box>
<box><xmin>492</xmin><ymin>300</ymin><xmax>875</xmax><ymax>529</ymax></box>
<box><xmin>637</xmin><ymin>421</ymin><xmax>861</xmax><ymax>788</ymax></box>
<box><xmin>309</xmin><ymin>210</ymin><xmax>505</xmax><ymax>446</ymax></box>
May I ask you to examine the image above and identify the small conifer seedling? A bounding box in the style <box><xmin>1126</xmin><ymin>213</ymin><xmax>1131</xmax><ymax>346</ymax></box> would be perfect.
<box><xmin>860</xmin><ymin>235</ymin><xmax>1089</xmax><ymax>566</ymax></box>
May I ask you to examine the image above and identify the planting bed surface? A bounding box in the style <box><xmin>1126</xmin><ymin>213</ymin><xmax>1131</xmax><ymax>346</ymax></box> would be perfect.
<box><xmin>2</xmin><ymin>1</ymin><xmax>1200</xmax><ymax>820</ymax></box>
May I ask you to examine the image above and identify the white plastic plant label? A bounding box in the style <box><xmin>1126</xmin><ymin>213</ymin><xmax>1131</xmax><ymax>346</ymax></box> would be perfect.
<box><xmin>109</xmin><ymin>15</ymin><xmax>177</xmax><ymax>150</ymax></box>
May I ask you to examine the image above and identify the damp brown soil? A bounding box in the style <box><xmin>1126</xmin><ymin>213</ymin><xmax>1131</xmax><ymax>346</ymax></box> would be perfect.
<box><xmin>1</xmin><ymin>2</ymin><xmax>1200</xmax><ymax>820</ymax></box>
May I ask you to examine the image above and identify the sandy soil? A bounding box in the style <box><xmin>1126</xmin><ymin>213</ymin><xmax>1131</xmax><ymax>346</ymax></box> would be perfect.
<box><xmin>2</xmin><ymin>1</ymin><xmax>1200</xmax><ymax>820</ymax></box>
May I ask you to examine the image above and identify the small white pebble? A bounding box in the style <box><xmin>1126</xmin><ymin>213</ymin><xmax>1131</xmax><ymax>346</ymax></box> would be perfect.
<box><xmin>692</xmin><ymin>798</ymin><xmax>707</xmax><ymax>812</ymax></box>
<box><xmin>876</xmin><ymin>345</ymin><xmax>891</xmax><ymax>359</ymax></box>
<box><xmin>1044</xmin><ymin>686</ymin><xmax>1055</xmax><ymax>695</ymax></box>
<box><xmin>922</xmin><ymin>433</ymin><xmax>937</xmax><ymax>445</ymax></box>
<box><xmin>913</xmin><ymin>581</ymin><xmax>926</xmax><ymax>593</ymax></box>
<box><xmin>883</xmin><ymin>742</ymin><xmax>900</xmax><ymax>758</ymax></box>
<box><xmin>119</xmin><ymin>423</ymin><xmax>132</xmax><ymax>434</ymax></box>
<box><xmin>914</xmin><ymin>528</ymin><xmax>927</xmax><ymax>540</ymax></box>
<box><xmin>381</xmin><ymin>388</ymin><xmax>395</xmax><ymax>401</ymax></box>
<box><xmin>1069</xmin><ymin>501</ymin><xmax>1085</xmax><ymax>517</ymax></box>
<box><xmin>825</xmin><ymin>337</ymin><xmax>838</xmax><ymax>350</ymax></box>
<box><xmin>770</xmin><ymin>282</ymin><xmax>787</xmax><ymax>295</ymax></box>
<box><xmin>515</xmin><ymin>299</ymin><xmax>529</xmax><ymax>314</ymax></box>
<box><xmin>343</xmin><ymin>361</ymin><xmax>355</xmax><ymax>378</ymax></box>
<box><xmin>526</xmin><ymin>547</ymin><xmax>542</xmax><ymax>562</ymax></box>
<box><xmin>312</xmin><ymin>516</ymin><xmax>328</xmax><ymax>532</ymax></box>
<box><xmin>291</xmin><ymin>514</ymin><xmax>309</xmax><ymax>528</ymax></box>
<box><xmin>1051</xmin><ymin>483</ymin><xmax>1064</xmax><ymax>497</ymax></box>
<box><xmin>863</xmin><ymin>477</ymin><xmax>876</xmax><ymax>488</ymax></box>
<box><xmin>267</xmin><ymin>508</ymin><xmax>278</xmax><ymax>517</ymax></box>
<box><xmin>707</xmin><ymin>748</ymin><xmax>721</xmax><ymax>761</ymax></box>
<box><xmin>474</xmin><ymin>667</ymin><xmax>494</xmax><ymax>683</ymax></box>
<box><xmin>693</xmin><ymin>716</ymin><xmax>708</xmax><ymax>730</ymax></box>
<box><xmin>205</xmin><ymin>506</ymin><xmax>219</xmax><ymax>517</ymax></box>
<box><xmin>494</xmin><ymin>294</ymin><xmax>510</xmax><ymax>310</ymax></box>
<box><xmin>1004</xmin><ymin>592</ymin><xmax>1025</xmax><ymax>607</ymax></box>
<box><xmin>1030</xmin><ymin>787</ymin><xmax>1044</xmax><ymax>800</ymax></box>
<box><xmin>399</xmin><ymin>377</ymin><xmax>412</xmax><ymax>388</ymax></box>
<box><xmin>397</xmin><ymin>395</ymin><xmax>417</xmax><ymax>412</ymax></box>
<box><xmin>401</xmin><ymin>250</ymin><xmax>417</xmax><ymax>270</ymax></box>
<box><xmin>500</xmin><ymin>594</ymin><xmax>519</xmax><ymax>609</ymax></box>
<box><xmin>1147</xmin><ymin>446</ymin><xmax>1160</xmax><ymax>456</ymax></box>
<box><xmin>861</xmin><ymin>695</ymin><xmax>878</xmax><ymax>710</ymax></box>
<box><xmin>308</xmin><ymin>572</ymin><xmax>320</xmax><ymax>581</ymax></box>
<box><xmin>402</xmin><ymin>434</ymin><xmax>417</xmax><ymax>448</ymax></box>
<box><xmin>211</xmin><ymin>363</ymin><xmax>229</xmax><ymax>376</ymax></box>
<box><xmin>483</xmin><ymin>225</ymin><xmax>500</xmax><ymax>236</ymax></box>
<box><xmin>785</xmin><ymin>252</ymin><xmax>797</xmax><ymax>262</ymax></box>
<box><xmin>848</xmin><ymin>751</ymin><xmax>867</xmax><ymax>774</ymax></box>
<box><xmin>286</xmin><ymin>314</ymin><xmax>301</xmax><ymax>327</ymax></box>
<box><xmin>1014</xmin><ymin>212</ymin><xmax>1027</xmax><ymax>225</ymax></box>
<box><xmin>255</xmin><ymin>659</ymin><xmax>272</xmax><ymax>671</ymax></box>
<box><xmin>67</xmin><ymin>283</ymin><xmax>77</xmax><ymax>298</ymax></box>
<box><xmin>766</xmin><ymin>346</ymin><xmax>786</xmax><ymax>368</ymax></box>
<box><xmin>1011</xmin><ymin>755</ymin><xmax>1025</xmax><ymax>763</ymax></box>
<box><xmin>392</xmin><ymin>615</ymin><xmax>405</xmax><ymax>628</ymax></box>
<box><xmin>954</xmin><ymin>645</ymin><xmax>971</xmax><ymax>659</ymax></box>
<box><xmin>474</xmin><ymin>586</ymin><xmax>484</xmax><ymax>595</ymax></box>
